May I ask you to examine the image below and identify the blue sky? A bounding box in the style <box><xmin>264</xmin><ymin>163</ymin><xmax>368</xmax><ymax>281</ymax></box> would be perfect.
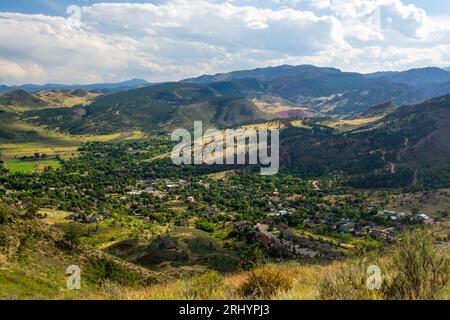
<box><xmin>1</xmin><ymin>1</ymin><xmax>449</xmax><ymax>15</ymax></box>
<box><xmin>405</xmin><ymin>0</ymin><xmax>450</xmax><ymax>15</ymax></box>
<box><xmin>0</xmin><ymin>1</ymin><xmax>159</xmax><ymax>15</ymax></box>
<box><xmin>0</xmin><ymin>0</ymin><xmax>449</xmax><ymax>85</ymax></box>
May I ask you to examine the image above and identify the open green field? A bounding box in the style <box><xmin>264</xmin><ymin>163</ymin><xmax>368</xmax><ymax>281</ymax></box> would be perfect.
<box><xmin>4</xmin><ymin>158</ymin><xmax>61</xmax><ymax>173</ymax></box>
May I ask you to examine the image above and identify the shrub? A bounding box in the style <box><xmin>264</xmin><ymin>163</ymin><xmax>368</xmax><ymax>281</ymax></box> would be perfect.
<box><xmin>196</xmin><ymin>220</ymin><xmax>216</xmax><ymax>233</ymax></box>
<box><xmin>320</xmin><ymin>230</ymin><xmax>450</xmax><ymax>300</ymax></box>
<box><xmin>383</xmin><ymin>230</ymin><xmax>450</xmax><ymax>300</ymax></box>
<box><xmin>0</xmin><ymin>233</ymin><xmax>8</xmax><ymax>247</ymax></box>
<box><xmin>0</xmin><ymin>204</ymin><xmax>10</xmax><ymax>225</ymax></box>
<box><xmin>86</xmin><ymin>257</ymin><xmax>139</xmax><ymax>286</ymax></box>
<box><xmin>184</xmin><ymin>271</ymin><xmax>225</xmax><ymax>299</ymax></box>
<box><xmin>63</xmin><ymin>230</ymin><xmax>81</xmax><ymax>248</ymax></box>
<box><xmin>16</xmin><ymin>234</ymin><xmax>33</xmax><ymax>264</ymax></box>
<box><xmin>238</xmin><ymin>267</ymin><xmax>293</xmax><ymax>299</ymax></box>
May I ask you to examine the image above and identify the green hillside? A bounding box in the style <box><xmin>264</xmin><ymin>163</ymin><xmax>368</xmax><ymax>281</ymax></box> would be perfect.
<box><xmin>280</xmin><ymin>95</ymin><xmax>450</xmax><ymax>188</ymax></box>
<box><xmin>0</xmin><ymin>89</ymin><xmax>100</xmax><ymax>112</ymax></box>
<box><xmin>0</xmin><ymin>90</ymin><xmax>47</xmax><ymax>109</ymax></box>
<box><xmin>22</xmin><ymin>83</ymin><xmax>271</xmax><ymax>134</ymax></box>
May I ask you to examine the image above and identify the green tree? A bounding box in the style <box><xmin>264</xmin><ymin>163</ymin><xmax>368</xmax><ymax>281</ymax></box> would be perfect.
<box><xmin>239</xmin><ymin>244</ymin><xmax>265</xmax><ymax>271</ymax></box>
<box><xmin>64</xmin><ymin>230</ymin><xmax>81</xmax><ymax>248</ymax></box>
<box><xmin>0</xmin><ymin>204</ymin><xmax>9</xmax><ymax>225</ymax></box>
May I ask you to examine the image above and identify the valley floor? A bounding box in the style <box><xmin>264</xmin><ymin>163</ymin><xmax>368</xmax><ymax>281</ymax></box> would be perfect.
<box><xmin>0</xmin><ymin>124</ymin><xmax>449</xmax><ymax>300</ymax></box>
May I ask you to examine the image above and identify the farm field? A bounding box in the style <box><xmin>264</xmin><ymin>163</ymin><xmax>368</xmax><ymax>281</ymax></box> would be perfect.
<box><xmin>4</xmin><ymin>158</ymin><xmax>61</xmax><ymax>173</ymax></box>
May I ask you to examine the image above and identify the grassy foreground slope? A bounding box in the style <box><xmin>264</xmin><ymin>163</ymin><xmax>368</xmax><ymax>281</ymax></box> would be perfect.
<box><xmin>0</xmin><ymin>203</ymin><xmax>448</xmax><ymax>300</ymax></box>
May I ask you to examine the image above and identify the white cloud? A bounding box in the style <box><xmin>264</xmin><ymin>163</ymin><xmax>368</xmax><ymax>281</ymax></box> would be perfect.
<box><xmin>0</xmin><ymin>12</ymin><xmax>145</xmax><ymax>84</ymax></box>
<box><xmin>309</xmin><ymin>0</ymin><xmax>429</xmax><ymax>41</ymax></box>
<box><xmin>83</xmin><ymin>1</ymin><xmax>343</xmax><ymax>54</ymax></box>
<box><xmin>0</xmin><ymin>0</ymin><xmax>449</xmax><ymax>85</ymax></box>
<box><xmin>0</xmin><ymin>59</ymin><xmax>28</xmax><ymax>82</ymax></box>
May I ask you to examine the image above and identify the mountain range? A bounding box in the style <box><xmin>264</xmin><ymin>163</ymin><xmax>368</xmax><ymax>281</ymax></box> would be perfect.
<box><xmin>183</xmin><ymin>65</ymin><xmax>450</xmax><ymax>114</ymax></box>
<box><xmin>3</xmin><ymin>65</ymin><xmax>450</xmax><ymax>115</ymax></box>
<box><xmin>3</xmin><ymin>66</ymin><xmax>450</xmax><ymax>114</ymax></box>
<box><xmin>0</xmin><ymin>79</ymin><xmax>151</xmax><ymax>94</ymax></box>
<box><xmin>365</xmin><ymin>67</ymin><xmax>450</xmax><ymax>87</ymax></box>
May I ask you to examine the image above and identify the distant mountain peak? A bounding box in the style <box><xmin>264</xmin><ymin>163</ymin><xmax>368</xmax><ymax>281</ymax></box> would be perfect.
<box><xmin>366</xmin><ymin>67</ymin><xmax>450</xmax><ymax>88</ymax></box>
<box><xmin>182</xmin><ymin>64</ymin><xmax>343</xmax><ymax>84</ymax></box>
<box><xmin>0</xmin><ymin>79</ymin><xmax>152</xmax><ymax>94</ymax></box>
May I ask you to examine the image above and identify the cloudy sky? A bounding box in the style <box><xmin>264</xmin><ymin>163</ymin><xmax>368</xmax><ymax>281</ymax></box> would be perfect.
<box><xmin>0</xmin><ymin>0</ymin><xmax>449</xmax><ymax>85</ymax></box>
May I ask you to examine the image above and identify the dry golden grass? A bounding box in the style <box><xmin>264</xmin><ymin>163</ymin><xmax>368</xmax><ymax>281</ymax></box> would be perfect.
<box><xmin>291</xmin><ymin>120</ymin><xmax>313</xmax><ymax>129</ymax></box>
<box><xmin>1</xmin><ymin>145</ymin><xmax>79</xmax><ymax>159</ymax></box>
<box><xmin>0</xmin><ymin>91</ymin><xmax>100</xmax><ymax>114</ymax></box>
<box><xmin>39</xmin><ymin>209</ymin><xmax>71</xmax><ymax>225</ymax></box>
<box><xmin>239</xmin><ymin>121</ymin><xmax>286</xmax><ymax>131</ymax></box>
<box><xmin>252</xmin><ymin>99</ymin><xmax>316</xmax><ymax>118</ymax></box>
<box><xmin>208</xmin><ymin>170</ymin><xmax>237</xmax><ymax>181</ymax></box>
<box><xmin>322</xmin><ymin>116</ymin><xmax>382</xmax><ymax>131</ymax></box>
<box><xmin>82</xmin><ymin>257</ymin><xmax>450</xmax><ymax>300</ymax></box>
<box><xmin>34</xmin><ymin>91</ymin><xmax>100</xmax><ymax>108</ymax></box>
<box><xmin>80</xmin><ymin>262</ymin><xmax>342</xmax><ymax>300</ymax></box>
<box><xmin>0</xmin><ymin>130</ymin><xmax>145</xmax><ymax>160</ymax></box>
<box><xmin>84</xmin><ymin>281</ymin><xmax>187</xmax><ymax>300</ymax></box>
